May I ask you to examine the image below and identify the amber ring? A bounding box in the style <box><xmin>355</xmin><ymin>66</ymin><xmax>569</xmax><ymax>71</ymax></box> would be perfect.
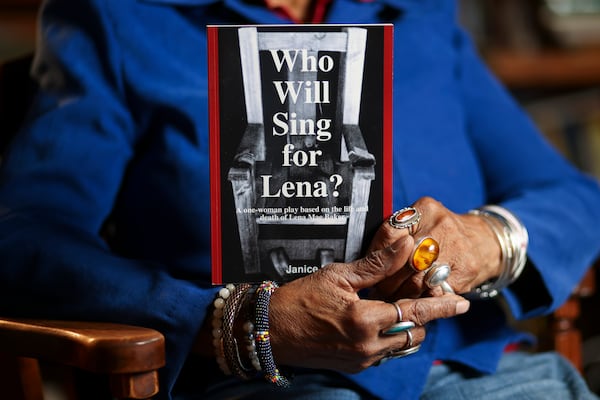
<box><xmin>409</xmin><ymin>236</ymin><xmax>440</xmax><ymax>272</ymax></box>
<box><xmin>389</xmin><ymin>207</ymin><xmax>421</xmax><ymax>234</ymax></box>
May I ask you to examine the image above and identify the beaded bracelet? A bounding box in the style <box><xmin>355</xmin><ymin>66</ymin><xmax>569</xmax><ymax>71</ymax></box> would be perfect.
<box><xmin>240</xmin><ymin>285</ymin><xmax>262</xmax><ymax>373</ymax></box>
<box><xmin>222</xmin><ymin>283</ymin><xmax>254</xmax><ymax>379</ymax></box>
<box><xmin>254</xmin><ymin>281</ymin><xmax>290</xmax><ymax>387</ymax></box>
<box><xmin>212</xmin><ymin>284</ymin><xmax>235</xmax><ymax>375</ymax></box>
<box><xmin>243</xmin><ymin>319</ymin><xmax>262</xmax><ymax>372</ymax></box>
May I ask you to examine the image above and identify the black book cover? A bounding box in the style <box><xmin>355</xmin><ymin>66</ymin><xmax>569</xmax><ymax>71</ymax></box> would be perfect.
<box><xmin>209</xmin><ymin>24</ymin><xmax>393</xmax><ymax>284</ymax></box>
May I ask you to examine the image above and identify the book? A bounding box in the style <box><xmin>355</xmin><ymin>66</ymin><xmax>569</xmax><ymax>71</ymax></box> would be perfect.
<box><xmin>208</xmin><ymin>24</ymin><xmax>393</xmax><ymax>284</ymax></box>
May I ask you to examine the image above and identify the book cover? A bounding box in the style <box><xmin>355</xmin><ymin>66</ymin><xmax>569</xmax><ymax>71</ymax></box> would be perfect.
<box><xmin>209</xmin><ymin>24</ymin><xmax>393</xmax><ymax>284</ymax></box>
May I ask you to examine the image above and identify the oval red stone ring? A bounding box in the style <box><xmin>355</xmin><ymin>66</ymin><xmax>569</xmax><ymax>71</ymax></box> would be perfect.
<box><xmin>389</xmin><ymin>207</ymin><xmax>421</xmax><ymax>234</ymax></box>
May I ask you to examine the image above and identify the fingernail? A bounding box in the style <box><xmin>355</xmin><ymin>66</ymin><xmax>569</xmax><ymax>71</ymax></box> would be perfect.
<box><xmin>456</xmin><ymin>300</ymin><xmax>470</xmax><ymax>315</ymax></box>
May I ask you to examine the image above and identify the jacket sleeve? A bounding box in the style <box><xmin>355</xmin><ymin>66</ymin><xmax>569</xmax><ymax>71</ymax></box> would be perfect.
<box><xmin>454</xmin><ymin>27</ymin><xmax>600</xmax><ymax>319</ymax></box>
<box><xmin>0</xmin><ymin>1</ymin><xmax>212</xmax><ymax>397</ymax></box>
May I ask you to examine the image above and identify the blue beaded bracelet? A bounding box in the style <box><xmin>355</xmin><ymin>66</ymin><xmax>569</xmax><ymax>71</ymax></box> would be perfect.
<box><xmin>254</xmin><ymin>281</ymin><xmax>290</xmax><ymax>387</ymax></box>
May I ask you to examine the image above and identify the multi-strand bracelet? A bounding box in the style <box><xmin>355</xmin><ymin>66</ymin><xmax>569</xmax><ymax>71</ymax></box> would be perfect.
<box><xmin>222</xmin><ymin>283</ymin><xmax>254</xmax><ymax>379</ymax></box>
<box><xmin>211</xmin><ymin>280</ymin><xmax>289</xmax><ymax>386</ymax></box>
<box><xmin>468</xmin><ymin>205</ymin><xmax>529</xmax><ymax>299</ymax></box>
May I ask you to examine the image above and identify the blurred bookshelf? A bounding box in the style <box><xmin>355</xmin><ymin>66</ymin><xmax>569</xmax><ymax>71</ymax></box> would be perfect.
<box><xmin>485</xmin><ymin>47</ymin><xmax>600</xmax><ymax>89</ymax></box>
<box><xmin>461</xmin><ymin>0</ymin><xmax>600</xmax><ymax>182</ymax></box>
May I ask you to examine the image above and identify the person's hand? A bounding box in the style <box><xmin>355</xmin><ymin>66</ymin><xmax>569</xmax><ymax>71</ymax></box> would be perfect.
<box><xmin>268</xmin><ymin>234</ymin><xmax>470</xmax><ymax>373</ymax></box>
<box><xmin>369</xmin><ymin>197</ymin><xmax>502</xmax><ymax>300</ymax></box>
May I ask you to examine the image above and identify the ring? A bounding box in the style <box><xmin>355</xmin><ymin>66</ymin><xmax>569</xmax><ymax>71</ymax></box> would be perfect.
<box><xmin>404</xmin><ymin>329</ymin><xmax>414</xmax><ymax>348</ymax></box>
<box><xmin>389</xmin><ymin>207</ymin><xmax>420</xmax><ymax>234</ymax></box>
<box><xmin>409</xmin><ymin>236</ymin><xmax>440</xmax><ymax>272</ymax></box>
<box><xmin>441</xmin><ymin>281</ymin><xmax>454</xmax><ymax>294</ymax></box>
<box><xmin>374</xmin><ymin>344</ymin><xmax>422</xmax><ymax>366</ymax></box>
<box><xmin>381</xmin><ymin>321</ymin><xmax>415</xmax><ymax>336</ymax></box>
<box><xmin>388</xmin><ymin>344</ymin><xmax>421</xmax><ymax>358</ymax></box>
<box><xmin>424</xmin><ymin>263</ymin><xmax>454</xmax><ymax>293</ymax></box>
<box><xmin>391</xmin><ymin>302</ymin><xmax>403</xmax><ymax>322</ymax></box>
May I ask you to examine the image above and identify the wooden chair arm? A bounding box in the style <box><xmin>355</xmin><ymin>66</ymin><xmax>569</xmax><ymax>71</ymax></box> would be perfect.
<box><xmin>553</xmin><ymin>266</ymin><xmax>596</xmax><ymax>372</ymax></box>
<box><xmin>0</xmin><ymin>318</ymin><xmax>165</xmax><ymax>399</ymax></box>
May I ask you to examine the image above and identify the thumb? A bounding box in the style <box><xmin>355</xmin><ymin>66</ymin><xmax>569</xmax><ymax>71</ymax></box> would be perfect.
<box><xmin>333</xmin><ymin>236</ymin><xmax>414</xmax><ymax>291</ymax></box>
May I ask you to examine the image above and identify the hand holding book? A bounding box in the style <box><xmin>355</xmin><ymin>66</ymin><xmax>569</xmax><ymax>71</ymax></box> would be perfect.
<box><xmin>370</xmin><ymin>196</ymin><xmax>527</xmax><ymax>301</ymax></box>
<box><xmin>199</xmin><ymin>195</ymin><xmax>528</xmax><ymax>380</ymax></box>
<box><xmin>266</xmin><ymin>222</ymin><xmax>470</xmax><ymax>372</ymax></box>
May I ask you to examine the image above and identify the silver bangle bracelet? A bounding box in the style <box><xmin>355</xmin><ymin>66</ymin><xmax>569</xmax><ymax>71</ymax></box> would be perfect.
<box><xmin>468</xmin><ymin>205</ymin><xmax>529</xmax><ymax>299</ymax></box>
<box><xmin>480</xmin><ymin>205</ymin><xmax>529</xmax><ymax>285</ymax></box>
<box><xmin>469</xmin><ymin>212</ymin><xmax>510</xmax><ymax>298</ymax></box>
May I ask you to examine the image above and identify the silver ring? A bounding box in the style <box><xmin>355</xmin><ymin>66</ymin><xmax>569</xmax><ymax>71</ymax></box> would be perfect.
<box><xmin>374</xmin><ymin>344</ymin><xmax>422</xmax><ymax>366</ymax></box>
<box><xmin>381</xmin><ymin>321</ymin><xmax>415</xmax><ymax>336</ymax></box>
<box><xmin>404</xmin><ymin>329</ymin><xmax>414</xmax><ymax>349</ymax></box>
<box><xmin>389</xmin><ymin>344</ymin><xmax>420</xmax><ymax>358</ymax></box>
<box><xmin>389</xmin><ymin>207</ymin><xmax>420</xmax><ymax>233</ymax></box>
<box><xmin>441</xmin><ymin>281</ymin><xmax>454</xmax><ymax>294</ymax></box>
<box><xmin>392</xmin><ymin>302</ymin><xmax>403</xmax><ymax>322</ymax></box>
<box><xmin>424</xmin><ymin>263</ymin><xmax>454</xmax><ymax>294</ymax></box>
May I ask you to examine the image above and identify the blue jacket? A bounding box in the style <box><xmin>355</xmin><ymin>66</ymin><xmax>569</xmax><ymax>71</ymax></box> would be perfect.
<box><xmin>1</xmin><ymin>0</ymin><xmax>600</xmax><ymax>399</ymax></box>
